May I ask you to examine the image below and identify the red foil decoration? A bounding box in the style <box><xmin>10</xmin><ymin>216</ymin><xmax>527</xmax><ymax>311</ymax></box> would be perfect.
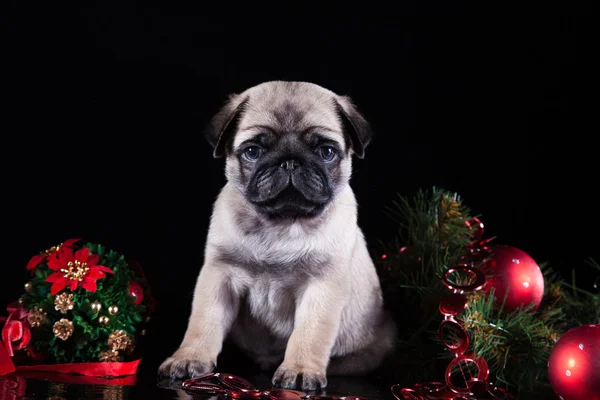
<box><xmin>183</xmin><ymin>373</ymin><xmax>379</xmax><ymax>400</ymax></box>
<box><xmin>391</xmin><ymin>218</ymin><xmax>518</xmax><ymax>399</ymax></box>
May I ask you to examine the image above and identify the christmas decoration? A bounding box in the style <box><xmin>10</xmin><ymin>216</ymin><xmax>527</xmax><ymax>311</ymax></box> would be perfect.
<box><xmin>391</xmin><ymin>233</ymin><xmax>515</xmax><ymax>398</ymax></box>
<box><xmin>99</xmin><ymin>349</ymin><xmax>120</xmax><ymax>362</ymax></box>
<box><xmin>52</xmin><ymin>319</ymin><xmax>73</xmax><ymax>341</ymax></box>
<box><xmin>90</xmin><ymin>301</ymin><xmax>102</xmax><ymax>312</ymax></box>
<box><xmin>128</xmin><ymin>281</ymin><xmax>144</xmax><ymax>305</ymax></box>
<box><xmin>483</xmin><ymin>245</ymin><xmax>545</xmax><ymax>312</ymax></box>
<box><xmin>181</xmin><ymin>372</ymin><xmax>379</xmax><ymax>400</ymax></box>
<box><xmin>46</xmin><ymin>246</ymin><xmax>114</xmax><ymax>295</ymax></box>
<box><xmin>53</xmin><ymin>293</ymin><xmax>74</xmax><ymax>314</ymax></box>
<box><xmin>26</xmin><ymin>307</ymin><xmax>46</xmax><ymax>328</ymax></box>
<box><xmin>26</xmin><ymin>238</ymin><xmax>81</xmax><ymax>272</ymax></box>
<box><xmin>548</xmin><ymin>324</ymin><xmax>600</xmax><ymax>400</ymax></box>
<box><xmin>375</xmin><ymin>187</ymin><xmax>600</xmax><ymax>398</ymax></box>
<box><xmin>0</xmin><ymin>239</ymin><xmax>155</xmax><ymax>381</ymax></box>
<box><xmin>108</xmin><ymin>330</ymin><xmax>131</xmax><ymax>351</ymax></box>
<box><xmin>0</xmin><ymin>303</ymin><xmax>30</xmax><ymax>361</ymax></box>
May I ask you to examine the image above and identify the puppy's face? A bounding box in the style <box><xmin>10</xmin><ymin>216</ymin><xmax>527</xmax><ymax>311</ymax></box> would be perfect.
<box><xmin>205</xmin><ymin>81</ymin><xmax>372</xmax><ymax>218</ymax></box>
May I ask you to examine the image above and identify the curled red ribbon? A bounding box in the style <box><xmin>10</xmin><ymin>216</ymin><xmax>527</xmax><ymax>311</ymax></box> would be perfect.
<box><xmin>0</xmin><ymin>303</ymin><xmax>31</xmax><ymax>358</ymax></box>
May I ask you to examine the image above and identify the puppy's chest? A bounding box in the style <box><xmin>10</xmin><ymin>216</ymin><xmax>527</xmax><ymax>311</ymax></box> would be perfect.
<box><xmin>241</xmin><ymin>276</ymin><xmax>301</xmax><ymax>333</ymax></box>
<box><xmin>218</xmin><ymin>231</ymin><xmax>332</xmax><ymax>276</ymax></box>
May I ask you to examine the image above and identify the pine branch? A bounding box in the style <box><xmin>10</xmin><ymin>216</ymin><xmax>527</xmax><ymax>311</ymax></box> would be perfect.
<box><xmin>379</xmin><ymin>187</ymin><xmax>473</xmax><ymax>291</ymax></box>
<box><xmin>375</xmin><ymin>187</ymin><xmax>477</xmax><ymax>363</ymax></box>
<box><xmin>456</xmin><ymin>289</ymin><xmax>559</xmax><ymax>394</ymax></box>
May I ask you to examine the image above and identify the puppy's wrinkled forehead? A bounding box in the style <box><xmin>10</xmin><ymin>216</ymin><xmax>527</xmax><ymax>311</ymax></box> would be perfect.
<box><xmin>206</xmin><ymin>80</ymin><xmax>372</xmax><ymax>159</ymax></box>
<box><xmin>233</xmin><ymin>82</ymin><xmax>342</xmax><ymax>149</ymax></box>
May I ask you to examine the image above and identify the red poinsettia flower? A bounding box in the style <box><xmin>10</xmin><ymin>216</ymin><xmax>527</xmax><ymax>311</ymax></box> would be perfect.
<box><xmin>46</xmin><ymin>247</ymin><xmax>114</xmax><ymax>295</ymax></box>
<box><xmin>26</xmin><ymin>238</ymin><xmax>82</xmax><ymax>271</ymax></box>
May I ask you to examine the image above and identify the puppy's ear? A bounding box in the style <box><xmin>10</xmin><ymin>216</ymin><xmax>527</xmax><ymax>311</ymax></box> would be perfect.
<box><xmin>204</xmin><ymin>94</ymin><xmax>249</xmax><ymax>158</ymax></box>
<box><xmin>334</xmin><ymin>96</ymin><xmax>373</xmax><ymax>159</ymax></box>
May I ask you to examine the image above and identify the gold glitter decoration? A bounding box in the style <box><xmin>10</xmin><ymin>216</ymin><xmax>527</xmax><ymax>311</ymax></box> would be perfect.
<box><xmin>27</xmin><ymin>306</ymin><xmax>47</xmax><ymax>327</ymax></box>
<box><xmin>141</xmin><ymin>329</ymin><xmax>147</xmax><ymax>336</ymax></box>
<box><xmin>18</xmin><ymin>297</ymin><xmax>24</xmax><ymax>304</ymax></box>
<box><xmin>108</xmin><ymin>305</ymin><xmax>119</xmax><ymax>315</ymax></box>
<box><xmin>98</xmin><ymin>315</ymin><xmax>110</xmax><ymax>325</ymax></box>
<box><xmin>99</xmin><ymin>349</ymin><xmax>120</xmax><ymax>362</ymax></box>
<box><xmin>54</xmin><ymin>292</ymin><xmax>74</xmax><ymax>314</ymax></box>
<box><xmin>53</xmin><ymin>318</ymin><xmax>74</xmax><ymax>341</ymax></box>
<box><xmin>91</xmin><ymin>301</ymin><xmax>102</xmax><ymax>312</ymax></box>
<box><xmin>61</xmin><ymin>260</ymin><xmax>90</xmax><ymax>281</ymax></box>
<box><xmin>24</xmin><ymin>282</ymin><xmax>32</xmax><ymax>292</ymax></box>
<box><xmin>145</xmin><ymin>315</ymin><xmax>151</xmax><ymax>322</ymax></box>
<box><xmin>108</xmin><ymin>330</ymin><xmax>132</xmax><ymax>351</ymax></box>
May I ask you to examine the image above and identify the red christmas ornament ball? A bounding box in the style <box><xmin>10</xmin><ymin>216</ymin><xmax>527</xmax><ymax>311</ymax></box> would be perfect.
<box><xmin>129</xmin><ymin>280</ymin><xmax>144</xmax><ymax>305</ymax></box>
<box><xmin>484</xmin><ymin>245</ymin><xmax>544</xmax><ymax>312</ymax></box>
<box><xmin>548</xmin><ymin>324</ymin><xmax>600</xmax><ymax>400</ymax></box>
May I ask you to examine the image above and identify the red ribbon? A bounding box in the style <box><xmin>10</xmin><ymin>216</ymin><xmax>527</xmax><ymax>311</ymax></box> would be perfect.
<box><xmin>5</xmin><ymin>370</ymin><xmax>137</xmax><ymax>386</ymax></box>
<box><xmin>14</xmin><ymin>359</ymin><xmax>141</xmax><ymax>377</ymax></box>
<box><xmin>0</xmin><ymin>303</ymin><xmax>31</xmax><ymax>358</ymax></box>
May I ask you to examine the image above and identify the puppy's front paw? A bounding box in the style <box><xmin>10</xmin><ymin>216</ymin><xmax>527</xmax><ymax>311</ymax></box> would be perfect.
<box><xmin>158</xmin><ymin>348</ymin><xmax>215</xmax><ymax>381</ymax></box>
<box><xmin>272</xmin><ymin>363</ymin><xmax>327</xmax><ymax>391</ymax></box>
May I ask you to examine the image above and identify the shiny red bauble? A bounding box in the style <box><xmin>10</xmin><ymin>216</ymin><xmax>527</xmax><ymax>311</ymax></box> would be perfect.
<box><xmin>129</xmin><ymin>280</ymin><xmax>144</xmax><ymax>305</ymax></box>
<box><xmin>483</xmin><ymin>245</ymin><xmax>544</xmax><ymax>312</ymax></box>
<box><xmin>548</xmin><ymin>324</ymin><xmax>600</xmax><ymax>400</ymax></box>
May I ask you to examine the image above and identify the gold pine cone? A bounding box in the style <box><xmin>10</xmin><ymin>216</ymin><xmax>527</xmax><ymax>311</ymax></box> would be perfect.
<box><xmin>108</xmin><ymin>330</ymin><xmax>132</xmax><ymax>351</ymax></box>
<box><xmin>27</xmin><ymin>306</ymin><xmax>47</xmax><ymax>328</ymax></box>
<box><xmin>54</xmin><ymin>293</ymin><xmax>75</xmax><ymax>314</ymax></box>
<box><xmin>99</xmin><ymin>349</ymin><xmax>120</xmax><ymax>362</ymax></box>
<box><xmin>53</xmin><ymin>318</ymin><xmax>74</xmax><ymax>341</ymax></box>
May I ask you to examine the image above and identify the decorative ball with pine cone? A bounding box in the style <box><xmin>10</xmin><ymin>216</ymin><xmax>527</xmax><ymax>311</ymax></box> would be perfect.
<box><xmin>18</xmin><ymin>239</ymin><xmax>154</xmax><ymax>363</ymax></box>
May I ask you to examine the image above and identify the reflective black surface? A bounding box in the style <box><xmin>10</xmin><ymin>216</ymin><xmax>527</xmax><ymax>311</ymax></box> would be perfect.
<box><xmin>0</xmin><ymin>372</ymin><xmax>392</xmax><ymax>400</ymax></box>
<box><xmin>0</xmin><ymin>333</ymin><xmax>553</xmax><ymax>399</ymax></box>
<box><xmin>0</xmin><ymin>345</ymin><xmax>393</xmax><ymax>400</ymax></box>
<box><xmin>0</xmin><ymin>362</ymin><xmax>556</xmax><ymax>400</ymax></box>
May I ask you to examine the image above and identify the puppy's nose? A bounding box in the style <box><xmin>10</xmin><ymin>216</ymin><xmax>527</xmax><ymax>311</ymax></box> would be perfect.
<box><xmin>280</xmin><ymin>160</ymin><xmax>299</xmax><ymax>171</ymax></box>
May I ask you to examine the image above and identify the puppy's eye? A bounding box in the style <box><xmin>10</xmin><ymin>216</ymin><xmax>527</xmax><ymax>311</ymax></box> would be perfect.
<box><xmin>319</xmin><ymin>146</ymin><xmax>337</xmax><ymax>162</ymax></box>
<box><xmin>243</xmin><ymin>146</ymin><xmax>262</xmax><ymax>161</ymax></box>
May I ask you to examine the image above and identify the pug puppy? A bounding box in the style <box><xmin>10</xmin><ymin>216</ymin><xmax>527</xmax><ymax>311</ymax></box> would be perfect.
<box><xmin>158</xmin><ymin>81</ymin><xmax>397</xmax><ymax>391</ymax></box>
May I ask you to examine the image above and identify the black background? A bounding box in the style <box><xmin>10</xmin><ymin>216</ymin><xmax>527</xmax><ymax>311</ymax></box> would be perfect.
<box><xmin>2</xmin><ymin>1</ymin><xmax>595</xmax><ymax>390</ymax></box>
